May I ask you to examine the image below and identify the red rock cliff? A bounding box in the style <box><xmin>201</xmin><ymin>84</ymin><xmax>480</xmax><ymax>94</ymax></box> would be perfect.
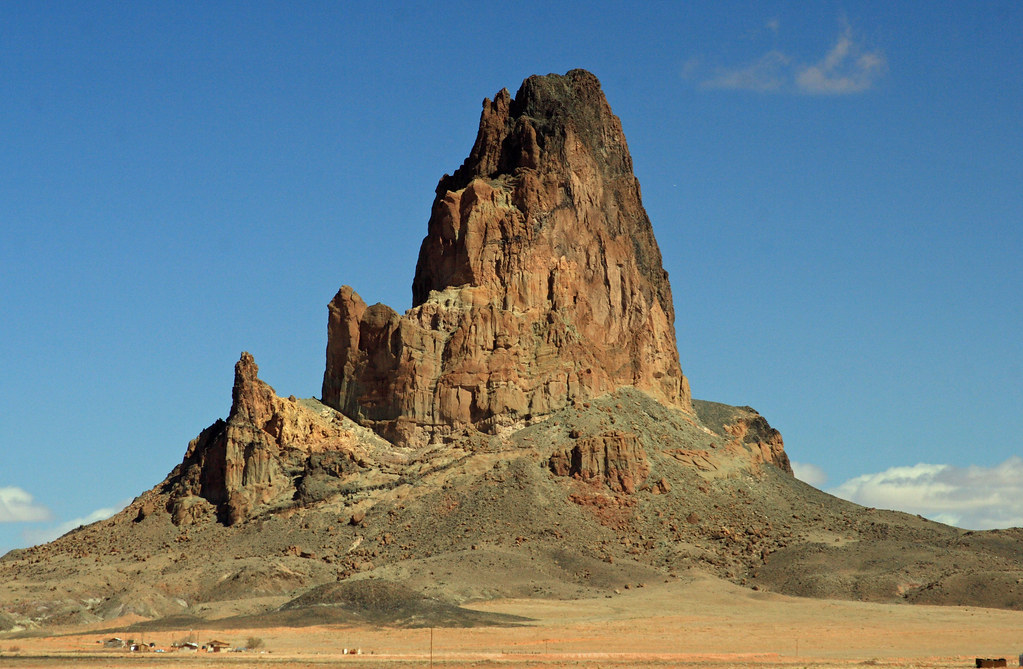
<box><xmin>323</xmin><ymin>69</ymin><xmax>692</xmax><ymax>446</ymax></box>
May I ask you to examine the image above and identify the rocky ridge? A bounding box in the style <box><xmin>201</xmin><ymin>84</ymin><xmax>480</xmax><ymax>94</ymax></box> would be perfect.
<box><xmin>162</xmin><ymin>353</ymin><xmax>401</xmax><ymax>526</ymax></box>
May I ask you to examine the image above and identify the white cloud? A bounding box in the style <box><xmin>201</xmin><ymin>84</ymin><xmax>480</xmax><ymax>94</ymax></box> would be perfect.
<box><xmin>21</xmin><ymin>499</ymin><xmax>131</xmax><ymax>547</ymax></box>
<box><xmin>795</xmin><ymin>25</ymin><xmax>886</xmax><ymax>94</ymax></box>
<box><xmin>829</xmin><ymin>457</ymin><xmax>1023</xmax><ymax>530</ymax></box>
<box><xmin>0</xmin><ymin>487</ymin><xmax>52</xmax><ymax>523</ymax></box>
<box><xmin>701</xmin><ymin>51</ymin><xmax>790</xmax><ymax>93</ymax></box>
<box><xmin>791</xmin><ymin>461</ymin><xmax>828</xmax><ymax>487</ymax></box>
<box><xmin>695</xmin><ymin>21</ymin><xmax>885</xmax><ymax>95</ymax></box>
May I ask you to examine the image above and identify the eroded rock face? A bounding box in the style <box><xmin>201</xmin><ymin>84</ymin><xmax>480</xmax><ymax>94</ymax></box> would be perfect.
<box><xmin>323</xmin><ymin>69</ymin><xmax>691</xmax><ymax>446</ymax></box>
<box><xmin>548</xmin><ymin>430</ymin><xmax>649</xmax><ymax>493</ymax></box>
<box><xmin>166</xmin><ymin>353</ymin><xmax>368</xmax><ymax>524</ymax></box>
<box><xmin>723</xmin><ymin>409</ymin><xmax>792</xmax><ymax>474</ymax></box>
<box><xmin>687</xmin><ymin>400</ymin><xmax>793</xmax><ymax>475</ymax></box>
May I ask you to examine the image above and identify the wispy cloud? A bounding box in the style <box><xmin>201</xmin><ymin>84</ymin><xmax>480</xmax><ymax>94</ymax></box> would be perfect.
<box><xmin>21</xmin><ymin>499</ymin><xmax>131</xmax><ymax>547</ymax></box>
<box><xmin>0</xmin><ymin>487</ymin><xmax>52</xmax><ymax>523</ymax></box>
<box><xmin>791</xmin><ymin>461</ymin><xmax>828</xmax><ymax>487</ymax></box>
<box><xmin>702</xmin><ymin>51</ymin><xmax>791</xmax><ymax>93</ymax></box>
<box><xmin>829</xmin><ymin>457</ymin><xmax>1023</xmax><ymax>530</ymax></box>
<box><xmin>696</xmin><ymin>21</ymin><xmax>885</xmax><ymax>95</ymax></box>
<box><xmin>795</xmin><ymin>25</ymin><xmax>887</xmax><ymax>94</ymax></box>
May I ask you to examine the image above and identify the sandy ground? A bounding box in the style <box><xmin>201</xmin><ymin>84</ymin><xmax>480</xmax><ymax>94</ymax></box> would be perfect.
<box><xmin>2</xmin><ymin>575</ymin><xmax>1022</xmax><ymax>668</ymax></box>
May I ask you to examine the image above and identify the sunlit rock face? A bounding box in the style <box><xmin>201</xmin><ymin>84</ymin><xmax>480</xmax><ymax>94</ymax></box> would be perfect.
<box><xmin>167</xmin><ymin>353</ymin><xmax>366</xmax><ymax>525</ymax></box>
<box><xmin>323</xmin><ymin>69</ymin><xmax>692</xmax><ymax>446</ymax></box>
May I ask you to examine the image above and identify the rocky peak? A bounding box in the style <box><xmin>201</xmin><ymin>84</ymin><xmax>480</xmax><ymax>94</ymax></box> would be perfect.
<box><xmin>229</xmin><ymin>351</ymin><xmax>277</xmax><ymax>427</ymax></box>
<box><xmin>323</xmin><ymin>69</ymin><xmax>692</xmax><ymax>447</ymax></box>
<box><xmin>167</xmin><ymin>353</ymin><xmax>368</xmax><ymax>525</ymax></box>
<box><xmin>435</xmin><ymin>69</ymin><xmax>633</xmax><ymax>199</ymax></box>
<box><xmin>413</xmin><ymin>69</ymin><xmax>672</xmax><ymax>317</ymax></box>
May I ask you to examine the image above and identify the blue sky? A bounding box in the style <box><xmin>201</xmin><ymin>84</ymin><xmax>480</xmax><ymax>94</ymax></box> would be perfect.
<box><xmin>2</xmin><ymin>2</ymin><xmax>1021</xmax><ymax>553</ymax></box>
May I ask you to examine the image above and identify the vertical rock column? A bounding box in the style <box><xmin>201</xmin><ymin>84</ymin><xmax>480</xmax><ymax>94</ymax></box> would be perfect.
<box><xmin>323</xmin><ymin>69</ymin><xmax>692</xmax><ymax>446</ymax></box>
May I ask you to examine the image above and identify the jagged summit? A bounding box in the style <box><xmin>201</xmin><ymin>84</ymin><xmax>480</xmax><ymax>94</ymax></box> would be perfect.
<box><xmin>163</xmin><ymin>352</ymin><xmax>385</xmax><ymax>526</ymax></box>
<box><xmin>436</xmin><ymin>69</ymin><xmax>636</xmax><ymax>196</ymax></box>
<box><xmin>323</xmin><ymin>69</ymin><xmax>690</xmax><ymax>447</ymax></box>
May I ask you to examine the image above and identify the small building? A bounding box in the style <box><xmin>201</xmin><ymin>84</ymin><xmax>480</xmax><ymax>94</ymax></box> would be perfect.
<box><xmin>207</xmin><ymin>640</ymin><xmax>232</xmax><ymax>653</ymax></box>
<box><xmin>103</xmin><ymin>637</ymin><xmax>125</xmax><ymax>649</ymax></box>
<box><xmin>173</xmin><ymin>642</ymin><xmax>199</xmax><ymax>652</ymax></box>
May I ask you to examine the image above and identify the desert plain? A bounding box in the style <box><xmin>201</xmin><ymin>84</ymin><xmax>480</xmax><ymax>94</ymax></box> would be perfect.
<box><xmin>3</xmin><ymin>573</ymin><xmax>1022</xmax><ymax>668</ymax></box>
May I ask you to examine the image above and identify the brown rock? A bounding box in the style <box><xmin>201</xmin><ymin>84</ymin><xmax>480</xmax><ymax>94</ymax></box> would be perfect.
<box><xmin>549</xmin><ymin>430</ymin><xmax>649</xmax><ymax>493</ymax></box>
<box><xmin>133</xmin><ymin>496</ymin><xmax>158</xmax><ymax>522</ymax></box>
<box><xmin>225</xmin><ymin>491</ymin><xmax>252</xmax><ymax>527</ymax></box>
<box><xmin>323</xmin><ymin>69</ymin><xmax>691</xmax><ymax>446</ymax></box>
<box><xmin>169</xmin><ymin>496</ymin><xmax>211</xmax><ymax>526</ymax></box>
<box><xmin>723</xmin><ymin>409</ymin><xmax>792</xmax><ymax>474</ymax></box>
<box><xmin>165</xmin><ymin>352</ymin><xmax>368</xmax><ymax>525</ymax></box>
<box><xmin>669</xmin><ymin>448</ymin><xmax>719</xmax><ymax>472</ymax></box>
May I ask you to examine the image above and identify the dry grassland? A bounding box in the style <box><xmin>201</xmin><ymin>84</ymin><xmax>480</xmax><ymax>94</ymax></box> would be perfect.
<box><xmin>3</xmin><ymin>575</ymin><xmax>1021</xmax><ymax>668</ymax></box>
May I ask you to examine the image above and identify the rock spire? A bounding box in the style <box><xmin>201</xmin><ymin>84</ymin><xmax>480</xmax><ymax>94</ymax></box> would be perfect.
<box><xmin>323</xmin><ymin>69</ymin><xmax>691</xmax><ymax>446</ymax></box>
<box><xmin>166</xmin><ymin>353</ymin><xmax>367</xmax><ymax>525</ymax></box>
